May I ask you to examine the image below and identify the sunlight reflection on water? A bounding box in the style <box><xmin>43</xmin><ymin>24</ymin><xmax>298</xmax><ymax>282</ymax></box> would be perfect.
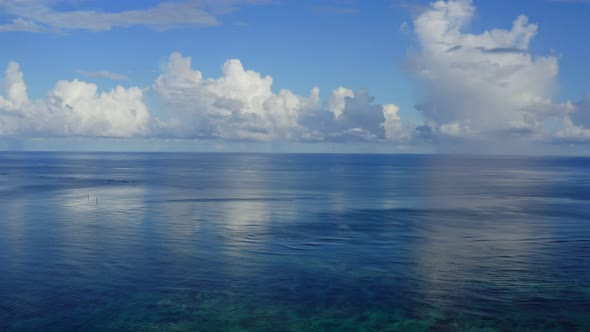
<box><xmin>0</xmin><ymin>153</ymin><xmax>589</xmax><ymax>331</ymax></box>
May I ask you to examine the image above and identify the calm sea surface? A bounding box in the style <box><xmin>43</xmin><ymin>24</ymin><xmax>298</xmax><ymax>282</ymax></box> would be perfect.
<box><xmin>0</xmin><ymin>153</ymin><xmax>589</xmax><ymax>331</ymax></box>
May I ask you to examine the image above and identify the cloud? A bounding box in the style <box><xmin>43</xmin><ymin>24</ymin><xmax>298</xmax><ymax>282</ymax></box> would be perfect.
<box><xmin>0</xmin><ymin>62</ymin><xmax>151</xmax><ymax>137</ymax></box>
<box><xmin>328</xmin><ymin>87</ymin><xmax>354</xmax><ymax>119</ymax></box>
<box><xmin>409</xmin><ymin>0</ymin><xmax>571</xmax><ymax>142</ymax></box>
<box><xmin>0</xmin><ymin>18</ymin><xmax>44</xmax><ymax>32</ymax></box>
<box><xmin>0</xmin><ymin>0</ymin><xmax>271</xmax><ymax>32</ymax></box>
<box><xmin>153</xmin><ymin>53</ymin><xmax>404</xmax><ymax>142</ymax></box>
<box><xmin>2</xmin><ymin>62</ymin><xmax>28</xmax><ymax>108</ymax></box>
<box><xmin>400</xmin><ymin>21</ymin><xmax>409</xmax><ymax>32</ymax></box>
<box><xmin>382</xmin><ymin>104</ymin><xmax>404</xmax><ymax>140</ymax></box>
<box><xmin>0</xmin><ymin>53</ymin><xmax>404</xmax><ymax>142</ymax></box>
<box><xmin>570</xmin><ymin>94</ymin><xmax>590</xmax><ymax>128</ymax></box>
<box><xmin>554</xmin><ymin>94</ymin><xmax>590</xmax><ymax>142</ymax></box>
<box><xmin>553</xmin><ymin>120</ymin><xmax>590</xmax><ymax>142</ymax></box>
<box><xmin>309</xmin><ymin>89</ymin><xmax>404</xmax><ymax>142</ymax></box>
<box><xmin>78</xmin><ymin>70</ymin><xmax>129</xmax><ymax>81</ymax></box>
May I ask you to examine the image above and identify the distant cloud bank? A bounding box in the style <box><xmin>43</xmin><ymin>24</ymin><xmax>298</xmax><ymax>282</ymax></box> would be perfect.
<box><xmin>0</xmin><ymin>0</ymin><xmax>589</xmax><ymax>150</ymax></box>
<box><xmin>0</xmin><ymin>54</ymin><xmax>403</xmax><ymax>143</ymax></box>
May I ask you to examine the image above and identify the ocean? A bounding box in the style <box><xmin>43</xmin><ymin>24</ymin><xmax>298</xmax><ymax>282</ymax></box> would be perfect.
<box><xmin>0</xmin><ymin>152</ymin><xmax>589</xmax><ymax>331</ymax></box>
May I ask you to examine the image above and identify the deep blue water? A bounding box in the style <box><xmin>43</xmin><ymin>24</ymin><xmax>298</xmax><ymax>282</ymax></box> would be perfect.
<box><xmin>0</xmin><ymin>152</ymin><xmax>589</xmax><ymax>331</ymax></box>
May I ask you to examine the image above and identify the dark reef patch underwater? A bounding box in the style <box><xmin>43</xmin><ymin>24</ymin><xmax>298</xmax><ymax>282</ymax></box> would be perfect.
<box><xmin>0</xmin><ymin>153</ymin><xmax>589</xmax><ymax>331</ymax></box>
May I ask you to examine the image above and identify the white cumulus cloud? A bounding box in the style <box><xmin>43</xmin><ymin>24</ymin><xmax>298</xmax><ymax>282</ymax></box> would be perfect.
<box><xmin>0</xmin><ymin>62</ymin><xmax>151</xmax><ymax>137</ymax></box>
<box><xmin>410</xmin><ymin>0</ymin><xmax>571</xmax><ymax>141</ymax></box>
<box><xmin>2</xmin><ymin>62</ymin><xmax>28</xmax><ymax>108</ymax></box>
<box><xmin>328</xmin><ymin>87</ymin><xmax>354</xmax><ymax>119</ymax></box>
<box><xmin>554</xmin><ymin>95</ymin><xmax>590</xmax><ymax>142</ymax></box>
<box><xmin>153</xmin><ymin>52</ymin><xmax>404</xmax><ymax>142</ymax></box>
<box><xmin>0</xmin><ymin>53</ymin><xmax>404</xmax><ymax>143</ymax></box>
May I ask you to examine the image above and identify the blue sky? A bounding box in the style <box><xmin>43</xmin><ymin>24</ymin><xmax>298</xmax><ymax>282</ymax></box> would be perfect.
<box><xmin>0</xmin><ymin>0</ymin><xmax>589</xmax><ymax>153</ymax></box>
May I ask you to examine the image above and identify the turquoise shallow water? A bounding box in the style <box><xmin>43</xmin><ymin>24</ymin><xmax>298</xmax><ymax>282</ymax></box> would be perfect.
<box><xmin>0</xmin><ymin>153</ymin><xmax>589</xmax><ymax>331</ymax></box>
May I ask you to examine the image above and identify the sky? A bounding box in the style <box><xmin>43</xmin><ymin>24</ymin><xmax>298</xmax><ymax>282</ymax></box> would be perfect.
<box><xmin>0</xmin><ymin>0</ymin><xmax>590</xmax><ymax>154</ymax></box>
